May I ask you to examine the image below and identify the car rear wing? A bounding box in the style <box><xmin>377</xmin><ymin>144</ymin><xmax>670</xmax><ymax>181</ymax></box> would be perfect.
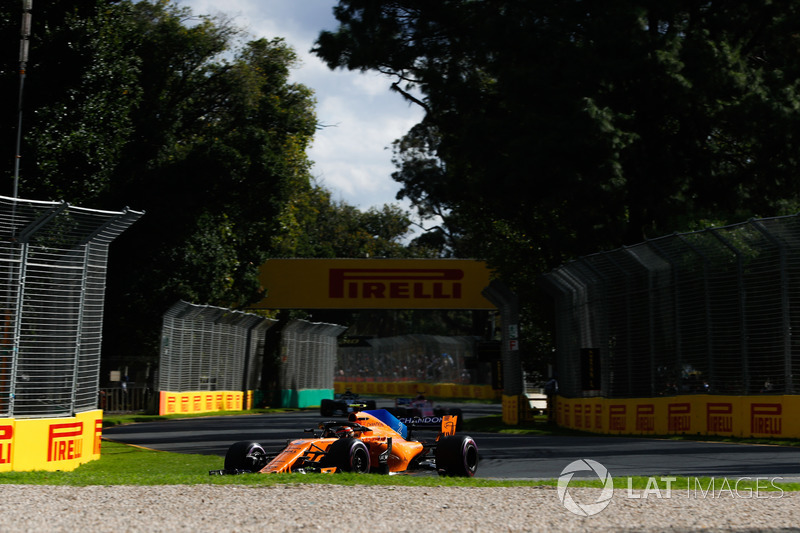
<box><xmin>358</xmin><ymin>409</ymin><xmax>459</xmax><ymax>438</ymax></box>
<box><xmin>397</xmin><ymin>414</ymin><xmax>457</xmax><ymax>436</ymax></box>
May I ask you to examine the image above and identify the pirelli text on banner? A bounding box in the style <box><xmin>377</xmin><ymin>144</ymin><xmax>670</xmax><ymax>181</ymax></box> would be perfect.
<box><xmin>254</xmin><ymin>259</ymin><xmax>496</xmax><ymax>309</ymax></box>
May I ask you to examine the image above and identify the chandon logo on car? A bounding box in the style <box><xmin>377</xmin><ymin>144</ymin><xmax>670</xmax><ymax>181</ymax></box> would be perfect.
<box><xmin>398</xmin><ymin>416</ymin><xmax>444</xmax><ymax>425</ymax></box>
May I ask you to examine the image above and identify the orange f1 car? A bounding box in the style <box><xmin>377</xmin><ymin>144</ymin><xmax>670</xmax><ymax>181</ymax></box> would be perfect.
<box><xmin>210</xmin><ymin>409</ymin><xmax>478</xmax><ymax>477</ymax></box>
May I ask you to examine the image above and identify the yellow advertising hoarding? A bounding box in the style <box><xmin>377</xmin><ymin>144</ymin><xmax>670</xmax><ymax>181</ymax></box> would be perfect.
<box><xmin>0</xmin><ymin>409</ymin><xmax>103</xmax><ymax>472</ymax></box>
<box><xmin>555</xmin><ymin>395</ymin><xmax>800</xmax><ymax>439</ymax></box>
<box><xmin>334</xmin><ymin>381</ymin><xmax>500</xmax><ymax>401</ymax></box>
<box><xmin>252</xmin><ymin>259</ymin><xmax>496</xmax><ymax>309</ymax></box>
<box><xmin>158</xmin><ymin>390</ymin><xmax>246</xmax><ymax>416</ymax></box>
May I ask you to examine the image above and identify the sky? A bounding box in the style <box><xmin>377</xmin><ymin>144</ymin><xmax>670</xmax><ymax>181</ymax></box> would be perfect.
<box><xmin>176</xmin><ymin>0</ymin><xmax>426</xmax><ymax>215</ymax></box>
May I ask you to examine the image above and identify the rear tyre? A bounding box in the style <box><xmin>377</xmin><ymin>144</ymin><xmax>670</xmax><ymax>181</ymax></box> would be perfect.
<box><xmin>224</xmin><ymin>441</ymin><xmax>268</xmax><ymax>472</ymax></box>
<box><xmin>435</xmin><ymin>435</ymin><xmax>478</xmax><ymax>477</ymax></box>
<box><xmin>320</xmin><ymin>399</ymin><xmax>334</xmax><ymax>417</ymax></box>
<box><xmin>322</xmin><ymin>439</ymin><xmax>370</xmax><ymax>473</ymax></box>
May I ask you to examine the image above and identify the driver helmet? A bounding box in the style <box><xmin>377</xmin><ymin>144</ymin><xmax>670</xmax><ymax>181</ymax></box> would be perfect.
<box><xmin>336</xmin><ymin>426</ymin><xmax>354</xmax><ymax>438</ymax></box>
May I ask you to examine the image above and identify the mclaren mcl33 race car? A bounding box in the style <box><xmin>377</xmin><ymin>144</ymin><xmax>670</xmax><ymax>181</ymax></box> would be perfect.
<box><xmin>210</xmin><ymin>409</ymin><xmax>478</xmax><ymax>477</ymax></box>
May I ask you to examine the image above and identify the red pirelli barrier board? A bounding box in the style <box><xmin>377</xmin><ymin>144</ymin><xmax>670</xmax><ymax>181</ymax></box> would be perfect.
<box><xmin>555</xmin><ymin>395</ymin><xmax>800</xmax><ymax>439</ymax></box>
<box><xmin>0</xmin><ymin>409</ymin><xmax>103</xmax><ymax>472</ymax></box>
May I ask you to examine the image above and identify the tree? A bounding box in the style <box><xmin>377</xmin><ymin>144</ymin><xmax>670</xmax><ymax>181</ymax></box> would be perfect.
<box><xmin>2</xmin><ymin>1</ymin><xmax>453</xmax><ymax>373</ymax></box>
<box><xmin>100</xmin><ymin>3</ymin><xmax>321</xmax><ymax>363</ymax></box>
<box><xmin>314</xmin><ymin>1</ymin><xmax>800</xmax><ymax>374</ymax></box>
<box><xmin>1</xmin><ymin>1</ymin><xmax>322</xmax><ymax>366</ymax></box>
<box><xmin>0</xmin><ymin>0</ymin><xmax>121</xmax><ymax>199</ymax></box>
<box><xmin>315</xmin><ymin>0</ymin><xmax>800</xmax><ymax>270</ymax></box>
<box><xmin>271</xmin><ymin>184</ymin><xmax>433</xmax><ymax>259</ymax></box>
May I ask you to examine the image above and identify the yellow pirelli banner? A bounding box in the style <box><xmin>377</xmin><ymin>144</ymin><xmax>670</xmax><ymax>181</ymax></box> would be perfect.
<box><xmin>556</xmin><ymin>395</ymin><xmax>800</xmax><ymax>439</ymax></box>
<box><xmin>253</xmin><ymin>259</ymin><xmax>496</xmax><ymax>309</ymax></box>
<box><xmin>158</xmin><ymin>390</ymin><xmax>248</xmax><ymax>416</ymax></box>
<box><xmin>334</xmin><ymin>381</ymin><xmax>501</xmax><ymax>401</ymax></box>
<box><xmin>0</xmin><ymin>409</ymin><xmax>103</xmax><ymax>472</ymax></box>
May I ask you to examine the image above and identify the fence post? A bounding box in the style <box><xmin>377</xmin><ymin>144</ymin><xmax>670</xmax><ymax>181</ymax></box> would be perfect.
<box><xmin>69</xmin><ymin>243</ymin><xmax>91</xmax><ymax>415</ymax></box>
<box><xmin>8</xmin><ymin>241</ymin><xmax>26</xmax><ymax>416</ymax></box>
<box><xmin>481</xmin><ymin>280</ymin><xmax>524</xmax><ymax>424</ymax></box>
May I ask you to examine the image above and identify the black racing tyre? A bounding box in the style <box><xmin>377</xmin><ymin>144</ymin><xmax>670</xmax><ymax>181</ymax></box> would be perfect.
<box><xmin>224</xmin><ymin>441</ymin><xmax>268</xmax><ymax>472</ymax></box>
<box><xmin>435</xmin><ymin>435</ymin><xmax>478</xmax><ymax>477</ymax></box>
<box><xmin>322</xmin><ymin>439</ymin><xmax>371</xmax><ymax>473</ymax></box>
<box><xmin>365</xmin><ymin>400</ymin><xmax>377</xmax><ymax>410</ymax></box>
<box><xmin>320</xmin><ymin>399</ymin><xmax>334</xmax><ymax>417</ymax></box>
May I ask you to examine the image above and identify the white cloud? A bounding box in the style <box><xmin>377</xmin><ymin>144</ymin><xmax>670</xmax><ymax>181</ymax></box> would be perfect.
<box><xmin>176</xmin><ymin>0</ymin><xmax>426</xmax><ymax>213</ymax></box>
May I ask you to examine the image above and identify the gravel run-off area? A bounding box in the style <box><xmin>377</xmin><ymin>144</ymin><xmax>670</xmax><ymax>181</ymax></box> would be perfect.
<box><xmin>2</xmin><ymin>484</ymin><xmax>800</xmax><ymax>532</ymax></box>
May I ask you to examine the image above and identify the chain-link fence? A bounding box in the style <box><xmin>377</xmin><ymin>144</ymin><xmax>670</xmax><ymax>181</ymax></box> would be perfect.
<box><xmin>541</xmin><ymin>214</ymin><xmax>800</xmax><ymax>399</ymax></box>
<box><xmin>337</xmin><ymin>334</ymin><xmax>480</xmax><ymax>385</ymax></box>
<box><xmin>280</xmin><ymin>319</ymin><xmax>346</xmax><ymax>391</ymax></box>
<box><xmin>0</xmin><ymin>195</ymin><xmax>142</xmax><ymax>417</ymax></box>
<box><xmin>159</xmin><ymin>301</ymin><xmax>276</xmax><ymax>392</ymax></box>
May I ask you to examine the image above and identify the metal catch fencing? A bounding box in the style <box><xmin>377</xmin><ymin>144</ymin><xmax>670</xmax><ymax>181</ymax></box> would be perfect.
<box><xmin>0</xmin><ymin>195</ymin><xmax>142</xmax><ymax>417</ymax></box>
<box><xmin>337</xmin><ymin>334</ymin><xmax>479</xmax><ymax>385</ymax></box>
<box><xmin>158</xmin><ymin>300</ymin><xmax>276</xmax><ymax>393</ymax></box>
<box><xmin>541</xmin><ymin>214</ymin><xmax>800</xmax><ymax>399</ymax></box>
<box><xmin>280</xmin><ymin>320</ymin><xmax>347</xmax><ymax>391</ymax></box>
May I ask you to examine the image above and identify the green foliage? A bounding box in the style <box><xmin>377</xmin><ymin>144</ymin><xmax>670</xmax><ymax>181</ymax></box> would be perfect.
<box><xmin>86</xmin><ymin>2</ymin><xmax>324</xmax><ymax>362</ymax></box>
<box><xmin>314</xmin><ymin>0</ymin><xmax>800</xmax><ymax>373</ymax></box>
<box><xmin>315</xmin><ymin>0</ymin><xmax>800</xmax><ymax>258</ymax></box>
<box><xmin>0</xmin><ymin>440</ymin><xmax>538</xmax><ymax>487</ymax></box>
<box><xmin>0</xmin><ymin>1</ymin><xmax>427</xmax><ymax>369</ymax></box>
<box><xmin>272</xmin><ymin>184</ymin><xmax>436</xmax><ymax>259</ymax></box>
<box><xmin>1</xmin><ymin>430</ymin><xmax>797</xmax><ymax>490</ymax></box>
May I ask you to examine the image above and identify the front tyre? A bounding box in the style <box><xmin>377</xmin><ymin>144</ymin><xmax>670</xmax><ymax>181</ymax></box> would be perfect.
<box><xmin>224</xmin><ymin>441</ymin><xmax>268</xmax><ymax>472</ymax></box>
<box><xmin>435</xmin><ymin>435</ymin><xmax>478</xmax><ymax>477</ymax></box>
<box><xmin>322</xmin><ymin>439</ymin><xmax>371</xmax><ymax>473</ymax></box>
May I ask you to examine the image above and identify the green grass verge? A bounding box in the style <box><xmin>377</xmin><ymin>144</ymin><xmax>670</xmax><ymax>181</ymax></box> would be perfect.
<box><xmin>0</xmin><ymin>440</ymin><xmax>540</xmax><ymax>487</ymax></box>
<box><xmin>0</xmin><ymin>412</ymin><xmax>796</xmax><ymax>489</ymax></box>
<box><xmin>1</xmin><ymin>441</ymin><xmax>795</xmax><ymax>491</ymax></box>
<box><xmin>101</xmin><ymin>407</ymin><xmax>307</xmax><ymax>429</ymax></box>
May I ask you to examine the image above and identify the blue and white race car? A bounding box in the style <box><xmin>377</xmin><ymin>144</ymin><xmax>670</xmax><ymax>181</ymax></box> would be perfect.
<box><xmin>320</xmin><ymin>389</ymin><xmax>377</xmax><ymax>417</ymax></box>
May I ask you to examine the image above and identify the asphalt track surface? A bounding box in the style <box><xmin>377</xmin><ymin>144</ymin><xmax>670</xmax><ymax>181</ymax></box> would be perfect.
<box><xmin>104</xmin><ymin>399</ymin><xmax>800</xmax><ymax>480</ymax></box>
